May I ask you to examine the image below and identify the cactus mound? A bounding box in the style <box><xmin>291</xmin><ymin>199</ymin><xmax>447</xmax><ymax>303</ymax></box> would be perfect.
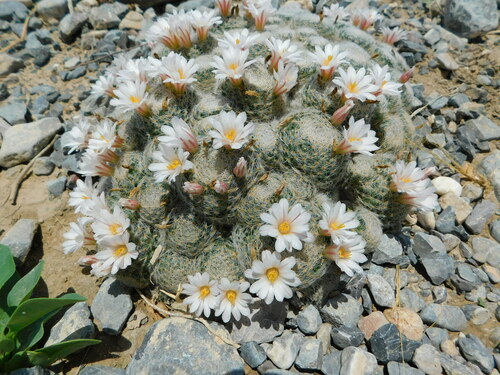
<box><xmin>109</xmin><ymin>4</ymin><xmax>417</xmax><ymax>304</ymax></box>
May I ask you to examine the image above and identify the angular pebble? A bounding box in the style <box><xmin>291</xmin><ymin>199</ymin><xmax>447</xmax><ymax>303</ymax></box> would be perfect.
<box><xmin>45</xmin><ymin>302</ymin><xmax>95</xmax><ymax>347</ymax></box>
<box><xmin>465</xmin><ymin>115</ymin><xmax>500</xmax><ymax>141</ymax></box>
<box><xmin>439</xmin><ymin>192</ymin><xmax>472</xmax><ymax>224</ymax></box>
<box><xmin>320</xmin><ymin>294</ymin><xmax>363</xmax><ymax>328</ymax></box>
<box><xmin>464</xmin><ymin>200</ymin><xmax>496</xmax><ymax>234</ymax></box>
<box><xmin>367</xmin><ymin>273</ymin><xmax>395</xmax><ymax>307</ymax></box>
<box><xmin>0</xmin><ymin>219</ymin><xmax>39</xmax><ymax>265</ymax></box>
<box><xmin>0</xmin><ymin>53</ymin><xmax>24</xmax><ymax>77</ymax></box>
<box><xmin>412</xmin><ymin>344</ymin><xmax>442</xmax><ymax>375</ymax></box>
<box><xmin>384</xmin><ymin>307</ymin><xmax>424</xmax><ymax>342</ymax></box>
<box><xmin>340</xmin><ymin>346</ymin><xmax>377</xmax><ymax>375</ymax></box>
<box><xmin>238</xmin><ymin>341</ymin><xmax>267</xmax><ymax>369</ymax></box>
<box><xmin>296</xmin><ymin>305</ymin><xmax>322</xmax><ymax>335</ymax></box>
<box><xmin>420</xmin><ymin>253</ymin><xmax>455</xmax><ymax>285</ymax></box>
<box><xmin>420</xmin><ymin>304</ymin><xmax>467</xmax><ymax>331</ymax></box>
<box><xmin>266</xmin><ymin>330</ymin><xmax>304</xmax><ymax>370</ymax></box>
<box><xmin>295</xmin><ymin>338</ymin><xmax>323</xmax><ymax>372</ymax></box>
<box><xmin>358</xmin><ymin>311</ymin><xmax>389</xmax><ymax>340</ymax></box>
<box><xmin>321</xmin><ymin>350</ymin><xmax>341</xmax><ymax>375</ymax></box>
<box><xmin>369</xmin><ymin>324</ymin><xmax>421</xmax><ymax>364</ymax></box>
<box><xmin>387</xmin><ymin>361</ymin><xmax>425</xmax><ymax>375</ymax></box>
<box><xmin>330</xmin><ymin>325</ymin><xmax>364</xmax><ymax>349</ymax></box>
<box><xmin>79</xmin><ymin>365</ymin><xmax>125</xmax><ymax>375</ymax></box>
<box><xmin>456</xmin><ymin>334</ymin><xmax>494</xmax><ymax>374</ymax></box>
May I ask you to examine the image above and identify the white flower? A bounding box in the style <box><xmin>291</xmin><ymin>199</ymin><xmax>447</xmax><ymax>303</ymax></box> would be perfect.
<box><xmin>218</xmin><ymin>29</ymin><xmax>260</xmax><ymax>50</ymax></box>
<box><xmin>145</xmin><ymin>11</ymin><xmax>193</xmax><ymax>50</ymax></box>
<box><xmin>69</xmin><ymin>177</ymin><xmax>98</xmax><ymax>214</ymax></box>
<box><xmin>91</xmin><ymin>73</ymin><xmax>116</xmax><ymax>98</ymax></box>
<box><xmin>162</xmin><ymin>53</ymin><xmax>199</xmax><ymax>95</ymax></box>
<box><xmin>116</xmin><ymin>58</ymin><xmax>149</xmax><ymax>83</ymax></box>
<box><xmin>91</xmin><ymin>205</ymin><xmax>130</xmax><ymax>242</ymax></box>
<box><xmin>110</xmin><ymin>80</ymin><xmax>151</xmax><ymax>117</ymax></box>
<box><xmin>319</xmin><ymin>201</ymin><xmax>360</xmax><ymax>244</ymax></box>
<box><xmin>259</xmin><ymin>198</ymin><xmax>313</xmax><ymax>253</ymax></box>
<box><xmin>244</xmin><ymin>250</ymin><xmax>301</xmax><ymax>304</ymax></box>
<box><xmin>62</xmin><ymin>217</ymin><xmax>95</xmax><ymax>254</ymax></box>
<box><xmin>350</xmin><ymin>8</ymin><xmax>381</xmax><ymax>30</ymax></box>
<box><xmin>78</xmin><ymin>149</ymin><xmax>115</xmax><ymax>177</ymax></box>
<box><xmin>273</xmin><ymin>61</ymin><xmax>298</xmax><ymax>96</ymax></box>
<box><xmin>63</xmin><ymin>118</ymin><xmax>92</xmax><ymax>154</ymax></box>
<box><xmin>90</xmin><ymin>261</ymin><xmax>112</xmax><ymax>277</ymax></box>
<box><xmin>90</xmin><ymin>191</ymin><xmax>110</xmax><ymax>214</ymax></box>
<box><xmin>159</xmin><ymin>116</ymin><xmax>198</xmax><ymax>153</ymax></box>
<box><xmin>148</xmin><ymin>144</ymin><xmax>194</xmax><ymax>183</ymax></box>
<box><xmin>380</xmin><ymin>26</ymin><xmax>406</xmax><ymax>45</ymax></box>
<box><xmin>211</xmin><ymin>47</ymin><xmax>256</xmax><ymax>86</ymax></box>
<box><xmin>266</xmin><ymin>37</ymin><xmax>302</xmax><ymax>71</ymax></box>
<box><xmin>208</xmin><ymin>110</ymin><xmax>254</xmax><ymax>150</ymax></box>
<box><xmin>95</xmin><ymin>232</ymin><xmax>138</xmax><ymax>274</ymax></box>
<box><xmin>391</xmin><ymin>161</ymin><xmax>431</xmax><ymax>194</ymax></box>
<box><xmin>310</xmin><ymin>44</ymin><xmax>348</xmax><ymax>82</ymax></box>
<box><xmin>87</xmin><ymin>119</ymin><xmax>120</xmax><ymax>154</ymax></box>
<box><xmin>324</xmin><ymin>236</ymin><xmax>367</xmax><ymax>277</ymax></box>
<box><xmin>334</xmin><ymin>117</ymin><xmax>379</xmax><ymax>155</ymax></box>
<box><xmin>246</xmin><ymin>0</ymin><xmax>275</xmax><ymax>31</ymax></box>
<box><xmin>182</xmin><ymin>272</ymin><xmax>219</xmax><ymax>318</ymax></box>
<box><xmin>191</xmin><ymin>9</ymin><xmax>222</xmax><ymax>41</ymax></box>
<box><xmin>332</xmin><ymin>66</ymin><xmax>379</xmax><ymax>102</ymax></box>
<box><xmin>369</xmin><ymin>64</ymin><xmax>402</xmax><ymax>97</ymax></box>
<box><xmin>322</xmin><ymin>3</ymin><xmax>349</xmax><ymax>23</ymax></box>
<box><xmin>145</xmin><ymin>18</ymin><xmax>172</xmax><ymax>47</ymax></box>
<box><xmin>399</xmin><ymin>185</ymin><xmax>439</xmax><ymax>211</ymax></box>
<box><xmin>215</xmin><ymin>278</ymin><xmax>252</xmax><ymax>323</ymax></box>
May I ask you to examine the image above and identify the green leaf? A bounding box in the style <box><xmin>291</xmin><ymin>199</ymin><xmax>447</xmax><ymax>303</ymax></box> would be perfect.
<box><xmin>7</xmin><ymin>261</ymin><xmax>44</xmax><ymax>308</ymax></box>
<box><xmin>16</xmin><ymin>310</ymin><xmax>60</xmax><ymax>351</ymax></box>
<box><xmin>0</xmin><ymin>272</ymin><xmax>20</xmax><ymax>333</ymax></box>
<box><xmin>0</xmin><ymin>245</ymin><xmax>15</xmax><ymax>290</ymax></box>
<box><xmin>28</xmin><ymin>339</ymin><xmax>100</xmax><ymax>367</ymax></box>
<box><xmin>0</xmin><ymin>336</ymin><xmax>15</xmax><ymax>354</ymax></box>
<box><xmin>0</xmin><ymin>350</ymin><xmax>30</xmax><ymax>372</ymax></box>
<box><xmin>6</xmin><ymin>293</ymin><xmax>86</xmax><ymax>333</ymax></box>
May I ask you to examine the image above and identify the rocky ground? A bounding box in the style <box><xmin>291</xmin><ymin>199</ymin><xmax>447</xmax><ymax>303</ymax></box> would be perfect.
<box><xmin>0</xmin><ymin>0</ymin><xmax>499</xmax><ymax>374</ymax></box>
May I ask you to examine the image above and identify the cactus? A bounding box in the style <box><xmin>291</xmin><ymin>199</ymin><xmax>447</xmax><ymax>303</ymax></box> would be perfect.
<box><xmin>64</xmin><ymin>3</ymin><xmax>432</xmax><ymax>307</ymax></box>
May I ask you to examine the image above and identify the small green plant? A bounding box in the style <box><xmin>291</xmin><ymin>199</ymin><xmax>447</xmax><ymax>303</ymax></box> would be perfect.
<box><xmin>0</xmin><ymin>245</ymin><xmax>100</xmax><ymax>373</ymax></box>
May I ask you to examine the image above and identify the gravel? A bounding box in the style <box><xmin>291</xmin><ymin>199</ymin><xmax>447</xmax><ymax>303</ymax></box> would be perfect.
<box><xmin>0</xmin><ymin>219</ymin><xmax>39</xmax><ymax>266</ymax></box>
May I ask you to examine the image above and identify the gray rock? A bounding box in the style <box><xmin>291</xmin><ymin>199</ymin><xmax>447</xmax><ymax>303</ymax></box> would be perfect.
<box><xmin>91</xmin><ymin>278</ymin><xmax>132</xmax><ymax>335</ymax></box>
<box><xmin>239</xmin><ymin>341</ymin><xmax>267</xmax><ymax>369</ymax></box>
<box><xmin>435</xmin><ymin>206</ymin><xmax>456</xmax><ymax>234</ymax></box>
<box><xmin>367</xmin><ymin>273</ymin><xmax>395</xmax><ymax>307</ymax></box>
<box><xmin>412</xmin><ymin>344</ymin><xmax>442</xmax><ymax>375</ymax></box>
<box><xmin>0</xmin><ymin>219</ymin><xmax>39</xmax><ymax>265</ymax></box>
<box><xmin>465</xmin><ymin>116</ymin><xmax>500</xmax><ymax>142</ymax></box>
<box><xmin>266</xmin><ymin>330</ymin><xmax>304</xmax><ymax>369</ymax></box>
<box><xmin>387</xmin><ymin>361</ymin><xmax>425</xmax><ymax>375</ymax></box>
<box><xmin>424</xmin><ymin>28</ymin><xmax>440</xmax><ymax>45</ymax></box>
<box><xmin>0</xmin><ymin>1</ymin><xmax>29</xmax><ymax>22</ymax></box>
<box><xmin>321</xmin><ymin>350</ymin><xmax>341</xmax><ymax>375</ymax></box>
<box><xmin>330</xmin><ymin>324</ymin><xmax>364</xmax><ymax>349</ymax></box>
<box><xmin>490</xmin><ymin>220</ymin><xmax>500</xmax><ymax>243</ymax></box>
<box><xmin>33</xmin><ymin>157</ymin><xmax>55</xmax><ymax>176</ymax></box>
<box><xmin>432</xmin><ymin>285</ymin><xmax>447</xmax><ymax>304</ymax></box>
<box><xmin>369</xmin><ymin>324</ymin><xmax>421</xmax><ymax>364</ymax></box>
<box><xmin>30</xmin><ymin>85</ymin><xmax>60</xmax><ymax>103</ymax></box>
<box><xmin>33</xmin><ymin>47</ymin><xmax>51</xmax><ymax>68</ymax></box>
<box><xmin>126</xmin><ymin>317</ymin><xmax>244</xmax><ymax>375</ymax></box>
<box><xmin>464</xmin><ymin>200</ymin><xmax>496</xmax><ymax>234</ymax></box>
<box><xmin>456</xmin><ymin>334</ymin><xmax>494</xmax><ymax>374</ymax></box>
<box><xmin>399</xmin><ymin>289</ymin><xmax>426</xmax><ymax>313</ymax></box>
<box><xmin>420</xmin><ymin>253</ymin><xmax>455</xmax><ymax>285</ymax></box>
<box><xmin>0</xmin><ymin>100</ymin><xmax>30</xmax><ymax>125</ymax></box>
<box><xmin>461</xmin><ymin>183</ymin><xmax>483</xmax><ymax>202</ymax></box>
<box><xmin>439</xmin><ymin>353</ymin><xmax>478</xmax><ymax>375</ymax></box>
<box><xmin>449</xmin><ymin>93</ymin><xmax>470</xmax><ymax>107</ymax></box>
<box><xmin>340</xmin><ymin>346</ymin><xmax>377</xmax><ymax>375</ymax></box>
<box><xmin>444</xmin><ymin>0</ymin><xmax>499</xmax><ymax>39</ymax></box>
<box><xmin>59</xmin><ymin>12</ymin><xmax>88</xmax><ymax>43</ymax></box>
<box><xmin>0</xmin><ymin>117</ymin><xmax>62</xmax><ymax>168</ymax></box>
<box><xmin>45</xmin><ymin>302</ymin><xmax>95</xmax><ymax>347</ymax></box>
<box><xmin>229</xmin><ymin>299</ymin><xmax>286</xmax><ymax>344</ymax></box>
<box><xmin>372</xmin><ymin>234</ymin><xmax>404</xmax><ymax>265</ymax></box>
<box><xmin>89</xmin><ymin>3</ymin><xmax>128</xmax><ymax>30</ymax></box>
<box><xmin>9</xmin><ymin>366</ymin><xmax>55</xmax><ymax>375</ymax></box>
<box><xmin>0</xmin><ymin>53</ymin><xmax>24</xmax><ymax>77</ymax></box>
<box><xmin>47</xmin><ymin>177</ymin><xmax>66</xmax><ymax>197</ymax></box>
<box><xmin>412</xmin><ymin>233</ymin><xmax>446</xmax><ymax>258</ymax></box>
<box><xmin>37</xmin><ymin>0</ymin><xmax>68</xmax><ymax>20</ymax></box>
<box><xmin>320</xmin><ymin>294</ymin><xmax>363</xmax><ymax>328</ymax></box>
<box><xmin>61</xmin><ymin>66</ymin><xmax>87</xmax><ymax>81</ymax></box>
<box><xmin>296</xmin><ymin>305</ymin><xmax>321</xmax><ymax>335</ymax></box>
<box><xmin>436</xmin><ymin>53</ymin><xmax>459</xmax><ymax>71</ymax></box>
<box><xmin>461</xmin><ymin>305</ymin><xmax>490</xmax><ymax>325</ymax></box>
<box><xmin>477</xmin><ymin>150</ymin><xmax>500</xmax><ymax>201</ymax></box>
<box><xmin>425</xmin><ymin>327</ymin><xmax>448</xmax><ymax>348</ymax></box>
<box><xmin>471</xmin><ymin>236</ymin><xmax>500</xmax><ymax>267</ymax></box>
<box><xmin>420</xmin><ymin>304</ymin><xmax>467</xmax><ymax>331</ymax></box>
<box><xmin>295</xmin><ymin>339</ymin><xmax>323</xmax><ymax>371</ymax></box>
<box><xmin>79</xmin><ymin>365</ymin><xmax>125</xmax><ymax>375</ymax></box>
<box><xmin>29</xmin><ymin>96</ymin><xmax>50</xmax><ymax>117</ymax></box>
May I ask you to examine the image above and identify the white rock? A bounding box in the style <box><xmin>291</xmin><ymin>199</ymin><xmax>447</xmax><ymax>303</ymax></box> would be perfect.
<box><xmin>432</xmin><ymin>176</ymin><xmax>463</xmax><ymax>196</ymax></box>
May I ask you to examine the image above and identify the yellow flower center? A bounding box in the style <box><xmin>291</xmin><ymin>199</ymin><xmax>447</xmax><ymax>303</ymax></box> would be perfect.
<box><xmin>129</xmin><ymin>95</ymin><xmax>140</xmax><ymax>104</ymax></box>
<box><xmin>330</xmin><ymin>221</ymin><xmax>345</xmax><ymax>231</ymax></box>
<box><xmin>228</xmin><ymin>63</ymin><xmax>239</xmax><ymax>72</ymax></box>
<box><xmin>338</xmin><ymin>247</ymin><xmax>352</xmax><ymax>259</ymax></box>
<box><xmin>266</xmin><ymin>267</ymin><xmax>280</xmax><ymax>282</ymax></box>
<box><xmin>167</xmin><ymin>159</ymin><xmax>181</xmax><ymax>170</ymax></box>
<box><xmin>235</xmin><ymin>38</ymin><xmax>240</xmax><ymax>44</ymax></box>
<box><xmin>381</xmin><ymin>80</ymin><xmax>387</xmax><ymax>88</ymax></box>
<box><xmin>401</xmin><ymin>177</ymin><xmax>412</xmax><ymax>183</ymax></box>
<box><xmin>113</xmin><ymin>246</ymin><xmax>128</xmax><ymax>257</ymax></box>
<box><xmin>278</xmin><ymin>221</ymin><xmax>291</xmax><ymax>234</ymax></box>
<box><xmin>226</xmin><ymin>290</ymin><xmax>237</xmax><ymax>304</ymax></box>
<box><xmin>347</xmin><ymin>82</ymin><xmax>358</xmax><ymax>93</ymax></box>
<box><xmin>109</xmin><ymin>223</ymin><xmax>123</xmax><ymax>235</ymax></box>
<box><xmin>178</xmin><ymin>69</ymin><xmax>186</xmax><ymax>79</ymax></box>
<box><xmin>225</xmin><ymin>129</ymin><xmax>236</xmax><ymax>141</ymax></box>
<box><xmin>199</xmin><ymin>286</ymin><xmax>211</xmax><ymax>299</ymax></box>
<box><xmin>322</xmin><ymin>55</ymin><xmax>333</xmax><ymax>66</ymax></box>
<box><xmin>349</xmin><ymin>137</ymin><xmax>362</xmax><ymax>142</ymax></box>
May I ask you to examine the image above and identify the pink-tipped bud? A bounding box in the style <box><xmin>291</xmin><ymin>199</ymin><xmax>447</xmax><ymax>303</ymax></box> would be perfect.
<box><xmin>331</xmin><ymin>100</ymin><xmax>355</xmax><ymax>126</ymax></box>
<box><xmin>233</xmin><ymin>157</ymin><xmax>248</xmax><ymax>178</ymax></box>
<box><xmin>399</xmin><ymin>67</ymin><xmax>415</xmax><ymax>83</ymax></box>
<box><xmin>183</xmin><ymin>182</ymin><xmax>204</xmax><ymax>195</ymax></box>
<box><xmin>77</xmin><ymin>255</ymin><xmax>98</xmax><ymax>266</ymax></box>
<box><xmin>180</xmin><ymin>133</ymin><xmax>198</xmax><ymax>154</ymax></box>
<box><xmin>119</xmin><ymin>198</ymin><xmax>141</xmax><ymax>210</ymax></box>
<box><xmin>214</xmin><ymin>180</ymin><xmax>228</xmax><ymax>194</ymax></box>
<box><xmin>216</xmin><ymin>0</ymin><xmax>232</xmax><ymax>17</ymax></box>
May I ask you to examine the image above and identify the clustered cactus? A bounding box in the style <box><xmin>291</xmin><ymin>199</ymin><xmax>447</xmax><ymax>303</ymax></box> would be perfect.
<box><xmin>61</xmin><ymin>0</ymin><xmax>438</xmax><ymax>320</ymax></box>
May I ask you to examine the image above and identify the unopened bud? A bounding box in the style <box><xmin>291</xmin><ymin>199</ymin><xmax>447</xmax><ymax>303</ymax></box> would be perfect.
<box><xmin>77</xmin><ymin>255</ymin><xmax>98</xmax><ymax>266</ymax></box>
<box><xmin>399</xmin><ymin>67</ymin><xmax>415</xmax><ymax>83</ymax></box>
<box><xmin>233</xmin><ymin>157</ymin><xmax>248</xmax><ymax>178</ymax></box>
<box><xmin>183</xmin><ymin>182</ymin><xmax>204</xmax><ymax>195</ymax></box>
<box><xmin>331</xmin><ymin>100</ymin><xmax>354</xmax><ymax>126</ymax></box>
<box><xmin>119</xmin><ymin>198</ymin><xmax>141</xmax><ymax>210</ymax></box>
<box><xmin>214</xmin><ymin>180</ymin><xmax>228</xmax><ymax>194</ymax></box>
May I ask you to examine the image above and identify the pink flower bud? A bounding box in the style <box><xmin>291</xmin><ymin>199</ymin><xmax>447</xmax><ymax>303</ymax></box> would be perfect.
<box><xmin>233</xmin><ymin>157</ymin><xmax>248</xmax><ymax>178</ymax></box>
<box><xmin>183</xmin><ymin>182</ymin><xmax>204</xmax><ymax>195</ymax></box>
<box><xmin>399</xmin><ymin>67</ymin><xmax>415</xmax><ymax>83</ymax></box>
<box><xmin>331</xmin><ymin>100</ymin><xmax>354</xmax><ymax>126</ymax></box>
<box><xmin>77</xmin><ymin>255</ymin><xmax>97</xmax><ymax>266</ymax></box>
<box><xmin>214</xmin><ymin>180</ymin><xmax>228</xmax><ymax>194</ymax></box>
<box><xmin>181</xmin><ymin>133</ymin><xmax>198</xmax><ymax>154</ymax></box>
<box><xmin>119</xmin><ymin>198</ymin><xmax>141</xmax><ymax>210</ymax></box>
